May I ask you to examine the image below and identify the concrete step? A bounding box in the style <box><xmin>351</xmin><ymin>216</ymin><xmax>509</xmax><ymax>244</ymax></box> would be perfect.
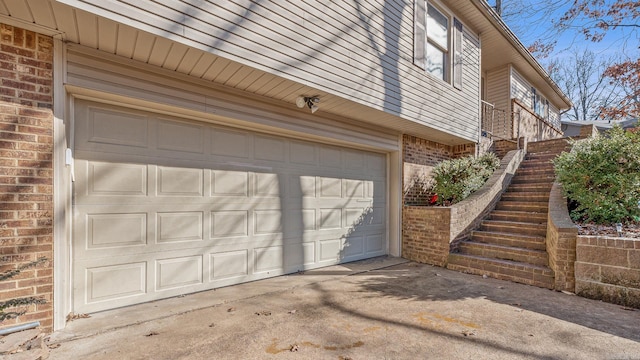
<box><xmin>480</xmin><ymin>220</ymin><xmax>547</xmax><ymax>237</ymax></box>
<box><xmin>488</xmin><ymin>210</ymin><xmax>547</xmax><ymax>224</ymax></box>
<box><xmin>495</xmin><ymin>201</ymin><xmax>548</xmax><ymax>212</ymax></box>
<box><xmin>471</xmin><ymin>230</ymin><xmax>546</xmax><ymax>250</ymax></box>
<box><xmin>457</xmin><ymin>241</ymin><xmax>549</xmax><ymax>267</ymax></box>
<box><xmin>501</xmin><ymin>192</ymin><xmax>550</xmax><ymax>202</ymax></box>
<box><xmin>447</xmin><ymin>253</ymin><xmax>555</xmax><ymax>289</ymax></box>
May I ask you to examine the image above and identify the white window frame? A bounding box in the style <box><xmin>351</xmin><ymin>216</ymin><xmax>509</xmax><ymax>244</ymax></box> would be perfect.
<box><xmin>426</xmin><ymin>3</ymin><xmax>449</xmax><ymax>82</ymax></box>
<box><xmin>414</xmin><ymin>0</ymin><xmax>463</xmax><ymax>88</ymax></box>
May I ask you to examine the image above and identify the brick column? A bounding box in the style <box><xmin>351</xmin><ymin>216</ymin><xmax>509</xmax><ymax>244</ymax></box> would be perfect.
<box><xmin>0</xmin><ymin>24</ymin><xmax>54</xmax><ymax>332</ymax></box>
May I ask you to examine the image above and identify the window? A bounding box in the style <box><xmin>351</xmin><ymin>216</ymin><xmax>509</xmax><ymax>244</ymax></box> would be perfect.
<box><xmin>531</xmin><ymin>87</ymin><xmax>549</xmax><ymax>119</ymax></box>
<box><xmin>426</xmin><ymin>4</ymin><xmax>448</xmax><ymax>80</ymax></box>
<box><xmin>414</xmin><ymin>1</ymin><xmax>463</xmax><ymax>87</ymax></box>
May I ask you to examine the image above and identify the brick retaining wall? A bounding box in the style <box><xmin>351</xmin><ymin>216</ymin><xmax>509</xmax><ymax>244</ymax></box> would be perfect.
<box><xmin>575</xmin><ymin>236</ymin><xmax>640</xmax><ymax>308</ymax></box>
<box><xmin>546</xmin><ymin>182</ymin><xmax>578</xmax><ymax>292</ymax></box>
<box><xmin>402</xmin><ymin>149</ymin><xmax>524</xmax><ymax>266</ymax></box>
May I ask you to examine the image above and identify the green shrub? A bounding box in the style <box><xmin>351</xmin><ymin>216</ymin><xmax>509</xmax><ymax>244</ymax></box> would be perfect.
<box><xmin>553</xmin><ymin>126</ymin><xmax>640</xmax><ymax>224</ymax></box>
<box><xmin>431</xmin><ymin>153</ymin><xmax>500</xmax><ymax>205</ymax></box>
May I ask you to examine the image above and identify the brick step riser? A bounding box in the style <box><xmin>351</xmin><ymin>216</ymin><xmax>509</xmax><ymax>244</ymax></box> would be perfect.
<box><xmin>494</xmin><ymin>203</ymin><xmax>548</xmax><ymax>212</ymax></box>
<box><xmin>524</xmin><ymin>154</ymin><xmax>562</xmax><ymax>161</ymax></box>
<box><xmin>506</xmin><ymin>184</ymin><xmax>553</xmax><ymax>192</ymax></box>
<box><xmin>457</xmin><ymin>243</ymin><xmax>549</xmax><ymax>267</ymax></box>
<box><xmin>527</xmin><ymin>144</ymin><xmax>571</xmax><ymax>152</ymax></box>
<box><xmin>510</xmin><ymin>177</ymin><xmax>555</xmax><ymax>184</ymax></box>
<box><xmin>516</xmin><ymin>169</ymin><xmax>555</xmax><ymax>175</ymax></box>
<box><xmin>519</xmin><ymin>163</ymin><xmax>554</xmax><ymax>169</ymax></box>
<box><xmin>471</xmin><ymin>232</ymin><xmax>546</xmax><ymax>250</ymax></box>
<box><xmin>527</xmin><ymin>146</ymin><xmax>571</xmax><ymax>153</ymax></box>
<box><xmin>479</xmin><ymin>224</ymin><xmax>547</xmax><ymax>237</ymax></box>
<box><xmin>447</xmin><ymin>255</ymin><xmax>555</xmax><ymax>289</ymax></box>
<box><xmin>488</xmin><ymin>213</ymin><xmax>547</xmax><ymax>223</ymax></box>
<box><xmin>501</xmin><ymin>195</ymin><xmax>549</xmax><ymax>202</ymax></box>
<box><xmin>527</xmin><ymin>148</ymin><xmax>570</xmax><ymax>154</ymax></box>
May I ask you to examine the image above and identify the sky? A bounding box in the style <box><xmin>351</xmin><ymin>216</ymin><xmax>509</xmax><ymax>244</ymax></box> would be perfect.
<box><xmin>485</xmin><ymin>0</ymin><xmax>639</xmax><ymax>121</ymax></box>
<box><xmin>486</xmin><ymin>0</ymin><xmax>639</xmax><ymax>63</ymax></box>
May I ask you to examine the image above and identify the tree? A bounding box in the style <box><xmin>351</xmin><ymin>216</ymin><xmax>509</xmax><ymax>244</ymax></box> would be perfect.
<box><xmin>494</xmin><ymin>0</ymin><xmax>639</xmax><ymax>119</ymax></box>
<box><xmin>548</xmin><ymin>49</ymin><xmax>623</xmax><ymax>121</ymax></box>
<box><xmin>558</xmin><ymin>1</ymin><xmax>639</xmax><ymax>119</ymax></box>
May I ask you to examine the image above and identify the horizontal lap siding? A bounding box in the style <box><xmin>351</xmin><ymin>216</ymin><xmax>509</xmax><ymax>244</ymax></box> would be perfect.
<box><xmin>511</xmin><ymin>67</ymin><xmax>533</xmax><ymax>109</ymax></box>
<box><xmin>60</xmin><ymin>0</ymin><xmax>481</xmax><ymax>142</ymax></box>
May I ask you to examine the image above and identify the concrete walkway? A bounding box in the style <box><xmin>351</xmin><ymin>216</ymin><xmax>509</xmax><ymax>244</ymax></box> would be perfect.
<box><xmin>46</xmin><ymin>257</ymin><xmax>640</xmax><ymax>359</ymax></box>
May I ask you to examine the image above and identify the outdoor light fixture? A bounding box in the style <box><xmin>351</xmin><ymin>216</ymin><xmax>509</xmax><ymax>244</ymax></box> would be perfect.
<box><xmin>616</xmin><ymin>223</ymin><xmax>623</xmax><ymax>237</ymax></box>
<box><xmin>296</xmin><ymin>96</ymin><xmax>320</xmax><ymax>114</ymax></box>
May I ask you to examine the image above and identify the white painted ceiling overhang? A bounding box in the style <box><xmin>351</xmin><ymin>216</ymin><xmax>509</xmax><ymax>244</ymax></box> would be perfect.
<box><xmin>0</xmin><ymin>0</ymin><xmax>570</xmax><ymax>145</ymax></box>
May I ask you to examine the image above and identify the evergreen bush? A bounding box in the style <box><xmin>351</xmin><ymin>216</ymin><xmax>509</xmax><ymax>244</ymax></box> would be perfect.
<box><xmin>431</xmin><ymin>153</ymin><xmax>500</xmax><ymax>205</ymax></box>
<box><xmin>553</xmin><ymin>126</ymin><xmax>640</xmax><ymax>224</ymax></box>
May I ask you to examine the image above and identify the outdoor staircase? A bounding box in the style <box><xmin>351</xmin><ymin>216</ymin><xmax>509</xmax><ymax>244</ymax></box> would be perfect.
<box><xmin>447</xmin><ymin>138</ymin><xmax>572</xmax><ymax>289</ymax></box>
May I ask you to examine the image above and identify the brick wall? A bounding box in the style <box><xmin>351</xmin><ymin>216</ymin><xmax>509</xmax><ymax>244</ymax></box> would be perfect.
<box><xmin>403</xmin><ymin>135</ymin><xmax>475</xmax><ymax>206</ymax></box>
<box><xmin>513</xmin><ymin>99</ymin><xmax>563</xmax><ymax>142</ymax></box>
<box><xmin>402</xmin><ymin>206</ymin><xmax>450</xmax><ymax>266</ymax></box>
<box><xmin>575</xmin><ymin>236</ymin><xmax>640</xmax><ymax>308</ymax></box>
<box><xmin>492</xmin><ymin>139</ymin><xmax>518</xmax><ymax>159</ymax></box>
<box><xmin>0</xmin><ymin>25</ymin><xmax>54</xmax><ymax>332</ymax></box>
<box><xmin>402</xmin><ymin>149</ymin><xmax>524</xmax><ymax>266</ymax></box>
<box><xmin>546</xmin><ymin>182</ymin><xmax>577</xmax><ymax>292</ymax></box>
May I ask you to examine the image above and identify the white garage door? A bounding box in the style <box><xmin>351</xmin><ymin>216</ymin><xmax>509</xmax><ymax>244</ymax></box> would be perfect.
<box><xmin>72</xmin><ymin>100</ymin><xmax>387</xmax><ymax>313</ymax></box>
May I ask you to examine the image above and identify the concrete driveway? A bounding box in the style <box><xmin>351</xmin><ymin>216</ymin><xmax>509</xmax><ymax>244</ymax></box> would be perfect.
<box><xmin>47</xmin><ymin>257</ymin><xmax>640</xmax><ymax>359</ymax></box>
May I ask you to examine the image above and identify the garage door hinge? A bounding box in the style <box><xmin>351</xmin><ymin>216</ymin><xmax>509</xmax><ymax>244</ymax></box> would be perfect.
<box><xmin>65</xmin><ymin>148</ymin><xmax>75</xmax><ymax>182</ymax></box>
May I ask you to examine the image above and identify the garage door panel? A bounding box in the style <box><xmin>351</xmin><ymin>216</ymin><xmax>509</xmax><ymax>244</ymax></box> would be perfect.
<box><xmin>155</xmin><ymin>255</ymin><xmax>203</xmax><ymax>291</ymax></box>
<box><xmin>210</xmin><ymin>210</ymin><xmax>248</xmax><ymax>238</ymax></box>
<box><xmin>156</xmin><ymin>119</ymin><xmax>205</xmax><ymax>154</ymax></box>
<box><xmin>156</xmin><ymin>166</ymin><xmax>203</xmax><ymax>196</ymax></box>
<box><xmin>254</xmin><ymin>135</ymin><xmax>286</xmax><ymax>162</ymax></box>
<box><xmin>76</xmin><ymin>260</ymin><xmax>147</xmax><ymax>308</ymax></box>
<box><xmin>254</xmin><ymin>246</ymin><xmax>284</xmax><ymax>273</ymax></box>
<box><xmin>210</xmin><ymin>250</ymin><xmax>248</xmax><ymax>280</ymax></box>
<box><xmin>73</xmin><ymin>100</ymin><xmax>387</xmax><ymax>313</ymax></box>
<box><xmin>87</xmin><ymin>212</ymin><xmax>148</xmax><ymax>248</ymax></box>
<box><xmin>84</xmin><ymin>106</ymin><xmax>149</xmax><ymax>148</ymax></box>
<box><xmin>289</xmin><ymin>141</ymin><xmax>317</xmax><ymax>165</ymax></box>
<box><xmin>210</xmin><ymin>128</ymin><xmax>251</xmax><ymax>158</ymax></box>
<box><xmin>210</xmin><ymin>170</ymin><xmax>248</xmax><ymax>196</ymax></box>
<box><xmin>157</xmin><ymin>211</ymin><xmax>203</xmax><ymax>243</ymax></box>
<box><xmin>319</xmin><ymin>239</ymin><xmax>342</xmax><ymax>262</ymax></box>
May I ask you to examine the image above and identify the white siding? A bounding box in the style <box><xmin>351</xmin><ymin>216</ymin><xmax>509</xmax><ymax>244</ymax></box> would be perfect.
<box><xmin>511</xmin><ymin>67</ymin><xmax>533</xmax><ymax>109</ymax></box>
<box><xmin>549</xmin><ymin>102</ymin><xmax>560</xmax><ymax>127</ymax></box>
<box><xmin>484</xmin><ymin>66</ymin><xmax>511</xmax><ymax>139</ymax></box>
<box><xmin>485</xmin><ymin>66</ymin><xmax>510</xmax><ymax>112</ymax></box>
<box><xmin>58</xmin><ymin>0</ymin><xmax>482</xmax><ymax>142</ymax></box>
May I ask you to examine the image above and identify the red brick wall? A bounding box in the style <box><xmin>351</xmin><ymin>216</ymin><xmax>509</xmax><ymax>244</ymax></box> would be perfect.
<box><xmin>402</xmin><ymin>206</ymin><xmax>450</xmax><ymax>266</ymax></box>
<box><xmin>0</xmin><ymin>25</ymin><xmax>54</xmax><ymax>332</ymax></box>
<box><xmin>403</xmin><ymin>135</ymin><xmax>475</xmax><ymax>205</ymax></box>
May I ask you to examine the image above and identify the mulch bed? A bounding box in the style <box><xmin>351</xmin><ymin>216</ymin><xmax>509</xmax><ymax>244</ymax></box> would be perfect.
<box><xmin>576</xmin><ymin>221</ymin><xmax>640</xmax><ymax>238</ymax></box>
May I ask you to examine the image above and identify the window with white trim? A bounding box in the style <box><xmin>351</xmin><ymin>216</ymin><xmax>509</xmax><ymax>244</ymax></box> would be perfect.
<box><xmin>531</xmin><ymin>87</ymin><xmax>549</xmax><ymax>119</ymax></box>
<box><xmin>414</xmin><ymin>1</ymin><xmax>463</xmax><ymax>88</ymax></box>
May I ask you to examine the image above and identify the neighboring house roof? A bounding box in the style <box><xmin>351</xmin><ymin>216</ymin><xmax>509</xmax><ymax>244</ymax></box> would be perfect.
<box><xmin>561</xmin><ymin>118</ymin><xmax>639</xmax><ymax>132</ymax></box>
<box><xmin>460</xmin><ymin>1</ymin><xmax>573</xmax><ymax>111</ymax></box>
